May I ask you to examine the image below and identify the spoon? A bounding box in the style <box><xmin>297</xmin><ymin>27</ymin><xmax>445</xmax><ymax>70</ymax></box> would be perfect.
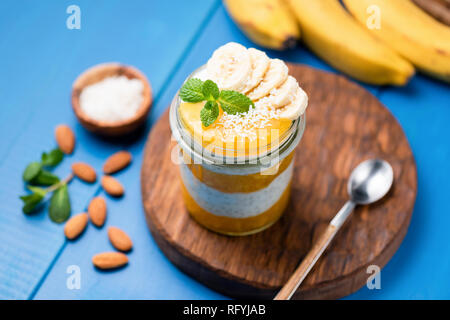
<box><xmin>274</xmin><ymin>159</ymin><xmax>394</xmax><ymax>300</ymax></box>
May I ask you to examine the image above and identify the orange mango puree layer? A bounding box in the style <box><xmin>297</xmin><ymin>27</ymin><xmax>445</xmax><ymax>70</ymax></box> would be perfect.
<box><xmin>180</xmin><ymin>181</ymin><xmax>291</xmax><ymax>235</ymax></box>
<box><xmin>185</xmin><ymin>151</ymin><xmax>294</xmax><ymax>193</ymax></box>
<box><xmin>179</xmin><ymin>101</ymin><xmax>292</xmax><ymax>157</ymax></box>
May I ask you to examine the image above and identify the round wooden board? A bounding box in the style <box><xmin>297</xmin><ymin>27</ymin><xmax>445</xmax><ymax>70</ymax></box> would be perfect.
<box><xmin>141</xmin><ymin>63</ymin><xmax>417</xmax><ymax>299</ymax></box>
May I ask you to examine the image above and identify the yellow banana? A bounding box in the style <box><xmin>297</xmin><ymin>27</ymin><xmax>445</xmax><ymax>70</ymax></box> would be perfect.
<box><xmin>343</xmin><ymin>0</ymin><xmax>450</xmax><ymax>83</ymax></box>
<box><xmin>286</xmin><ymin>0</ymin><xmax>414</xmax><ymax>86</ymax></box>
<box><xmin>223</xmin><ymin>0</ymin><xmax>300</xmax><ymax>50</ymax></box>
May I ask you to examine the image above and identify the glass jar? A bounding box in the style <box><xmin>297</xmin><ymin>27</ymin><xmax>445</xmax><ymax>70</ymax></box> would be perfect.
<box><xmin>170</xmin><ymin>66</ymin><xmax>306</xmax><ymax>236</ymax></box>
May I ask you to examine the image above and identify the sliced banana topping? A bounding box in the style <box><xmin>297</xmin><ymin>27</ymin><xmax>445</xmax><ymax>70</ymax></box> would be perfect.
<box><xmin>247</xmin><ymin>59</ymin><xmax>289</xmax><ymax>101</ymax></box>
<box><xmin>206</xmin><ymin>42</ymin><xmax>252</xmax><ymax>92</ymax></box>
<box><xmin>242</xmin><ymin>48</ymin><xmax>270</xmax><ymax>94</ymax></box>
<box><xmin>278</xmin><ymin>87</ymin><xmax>308</xmax><ymax>121</ymax></box>
<box><xmin>204</xmin><ymin>42</ymin><xmax>308</xmax><ymax>121</ymax></box>
<box><xmin>268</xmin><ymin>75</ymin><xmax>299</xmax><ymax>108</ymax></box>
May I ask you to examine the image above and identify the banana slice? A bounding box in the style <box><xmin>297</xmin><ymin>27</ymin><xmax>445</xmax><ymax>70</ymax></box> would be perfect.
<box><xmin>248</xmin><ymin>59</ymin><xmax>288</xmax><ymax>101</ymax></box>
<box><xmin>206</xmin><ymin>42</ymin><xmax>252</xmax><ymax>92</ymax></box>
<box><xmin>278</xmin><ymin>87</ymin><xmax>308</xmax><ymax>120</ymax></box>
<box><xmin>268</xmin><ymin>75</ymin><xmax>298</xmax><ymax>108</ymax></box>
<box><xmin>242</xmin><ymin>48</ymin><xmax>270</xmax><ymax>93</ymax></box>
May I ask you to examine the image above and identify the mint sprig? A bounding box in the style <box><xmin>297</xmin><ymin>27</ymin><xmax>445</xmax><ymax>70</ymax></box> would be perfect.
<box><xmin>20</xmin><ymin>174</ymin><xmax>72</xmax><ymax>219</ymax></box>
<box><xmin>20</xmin><ymin>147</ymin><xmax>72</xmax><ymax>221</ymax></box>
<box><xmin>179</xmin><ymin>78</ymin><xmax>254</xmax><ymax>127</ymax></box>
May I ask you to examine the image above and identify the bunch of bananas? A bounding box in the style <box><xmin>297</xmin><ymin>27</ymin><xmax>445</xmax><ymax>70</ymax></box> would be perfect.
<box><xmin>223</xmin><ymin>0</ymin><xmax>450</xmax><ymax>86</ymax></box>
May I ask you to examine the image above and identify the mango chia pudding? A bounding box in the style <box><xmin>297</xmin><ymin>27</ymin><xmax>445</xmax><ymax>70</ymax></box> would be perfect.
<box><xmin>170</xmin><ymin>42</ymin><xmax>308</xmax><ymax>235</ymax></box>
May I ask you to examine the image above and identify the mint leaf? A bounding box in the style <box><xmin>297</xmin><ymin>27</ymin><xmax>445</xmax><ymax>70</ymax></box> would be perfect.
<box><xmin>41</xmin><ymin>148</ymin><xmax>64</xmax><ymax>167</ymax></box>
<box><xmin>23</xmin><ymin>162</ymin><xmax>42</xmax><ymax>182</ymax></box>
<box><xmin>27</xmin><ymin>185</ymin><xmax>48</xmax><ymax>197</ymax></box>
<box><xmin>200</xmin><ymin>101</ymin><xmax>219</xmax><ymax>127</ymax></box>
<box><xmin>20</xmin><ymin>192</ymin><xmax>45</xmax><ymax>214</ymax></box>
<box><xmin>202</xmin><ymin>80</ymin><xmax>219</xmax><ymax>101</ymax></box>
<box><xmin>180</xmin><ymin>78</ymin><xmax>205</xmax><ymax>103</ymax></box>
<box><xmin>218</xmin><ymin>90</ymin><xmax>254</xmax><ymax>115</ymax></box>
<box><xmin>49</xmin><ymin>183</ymin><xmax>70</xmax><ymax>223</ymax></box>
<box><xmin>31</xmin><ymin>170</ymin><xmax>60</xmax><ymax>186</ymax></box>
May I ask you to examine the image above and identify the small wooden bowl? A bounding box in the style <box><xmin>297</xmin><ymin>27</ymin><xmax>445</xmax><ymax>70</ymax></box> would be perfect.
<box><xmin>71</xmin><ymin>63</ymin><xmax>152</xmax><ymax>136</ymax></box>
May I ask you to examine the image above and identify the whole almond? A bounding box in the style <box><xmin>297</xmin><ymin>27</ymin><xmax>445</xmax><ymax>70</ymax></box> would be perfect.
<box><xmin>108</xmin><ymin>227</ymin><xmax>133</xmax><ymax>252</ymax></box>
<box><xmin>88</xmin><ymin>196</ymin><xmax>107</xmax><ymax>227</ymax></box>
<box><xmin>103</xmin><ymin>151</ymin><xmax>132</xmax><ymax>174</ymax></box>
<box><xmin>55</xmin><ymin>124</ymin><xmax>75</xmax><ymax>154</ymax></box>
<box><xmin>101</xmin><ymin>176</ymin><xmax>124</xmax><ymax>197</ymax></box>
<box><xmin>64</xmin><ymin>213</ymin><xmax>88</xmax><ymax>240</ymax></box>
<box><xmin>92</xmin><ymin>252</ymin><xmax>128</xmax><ymax>270</ymax></box>
<box><xmin>72</xmin><ymin>162</ymin><xmax>97</xmax><ymax>183</ymax></box>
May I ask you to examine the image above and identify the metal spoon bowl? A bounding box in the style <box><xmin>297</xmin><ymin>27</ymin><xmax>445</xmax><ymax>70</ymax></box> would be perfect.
<box><xmin>348</xmin><ymin>159</ymin><xmax>394</xmax><ymax>204</ymax></box>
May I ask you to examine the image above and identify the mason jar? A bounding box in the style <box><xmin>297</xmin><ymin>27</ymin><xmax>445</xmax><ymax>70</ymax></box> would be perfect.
<box><xmin>170</xmin><ymin>66</ymin><xmax>306</xmax><ymax>236</ymax></box>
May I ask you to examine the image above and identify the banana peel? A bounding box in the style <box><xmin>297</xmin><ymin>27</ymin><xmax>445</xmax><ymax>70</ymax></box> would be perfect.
<box><xmin>343</xmin><ymin>0</ymin><xmax>450</xmax><ymax>83</ymax></box>
<box><xmin>286</xmin><ymin>0</ymin><xmax>414</xmax><ymax>86</ymax></box>
<box><xmin>223</xmin><ymin>0</ymin><xmax>300</xmax><ymax>50</ymax></box>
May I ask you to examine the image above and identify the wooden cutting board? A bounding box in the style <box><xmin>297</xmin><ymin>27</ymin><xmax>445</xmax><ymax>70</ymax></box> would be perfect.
<box><xmin>140</xmin><ymin>63</ymin><xmax>417</xmax><ymax>299</ymax></box>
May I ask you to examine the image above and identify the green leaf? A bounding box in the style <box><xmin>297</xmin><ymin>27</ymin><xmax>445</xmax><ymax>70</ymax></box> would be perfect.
<box><xmin>20</xmin><ymin>193</ymin><xmax>44</xmax><ymax>214</ymax></box>
<box><xmin>179</xmin><ymin>78</ymin><xmax>205</xmax><ymax>103</ymax></box>
<box><xmin>41</xmin><ymin>148</ymin><xmax>64</xmax><ymax>167</ymax></box>
<box><xmin>23</xmin><ymin>162</ymin><xmax>42</xmax><ymax>182</ymax></box>
<box><xmin>49</xmin><ymin>184</ymin><xmax>70</xmax><ymax>223</ymax></box>
<box><xmin>202</xmin><ymin>80</ymin><xmax>219</xmax><ymax>101</ymax></box>
<box><xmin>27</xmin><ymin>185</ymin><xmax>48</xmax><ymax>197</ymax></box>
<box><xmin>200</xmin><ymin>101</ymin><xmax>219</xmax><ymax>127</ymax></box>
<box><xmin>30</xmin><ymin>170</ymin><xmax>60</xmax><ymax>186</ymax></box>
<box><xmin>218</xmin><ymin>90</ymin><xmax>254</xmax><ymax>115</ymax></box>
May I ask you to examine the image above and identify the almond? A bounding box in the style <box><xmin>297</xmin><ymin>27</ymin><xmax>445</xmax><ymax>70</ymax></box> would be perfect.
<box><xmin>108</xmin><ymin>227</ymin><xmax>133</xmax><ymax>252</ymax></box>
<box><xmin>101</xmin><ymin>176</ymin><xmax>124</xmax><ymax>197</ymax></box>
<box><xmin>64</xmin><ymin>213</ymin><xmax>88</xmax><ymax>240</ymax></box>
<box><xmin>103</xmin><ymin>151</ymin><xmax>132</xmax><ymax>174</ymax></box>
<box><xmin>92</xmin><ymin>252</ymin><xmax>128</xmax><ymax>270</ymax></box>
<box><xmin>88</xmin><ymin>196</ymin><xmax>107</xmax><ymax>227</ymax></box>
<box><xmin>55</xmin><ymin>124</ymin><xmax>75</xmax><ymax>154</ymax></box>
<box><xmin>72</xmin><ymin>162</ymin><xmax>97</xmax><ymax>183</ymax></box>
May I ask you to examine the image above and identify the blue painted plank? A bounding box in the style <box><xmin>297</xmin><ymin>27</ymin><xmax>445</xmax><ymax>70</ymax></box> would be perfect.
<box><xmin>0</xmin><ymin>0</ymin><xmax>220</xmax><ymax>299</ymax></box>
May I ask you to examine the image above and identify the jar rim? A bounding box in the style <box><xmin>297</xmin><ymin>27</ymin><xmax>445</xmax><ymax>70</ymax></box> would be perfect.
<box><xmin>169</xmin><ymin>65</ymin><xmax>306</xmax><ymax>168</ymax></box>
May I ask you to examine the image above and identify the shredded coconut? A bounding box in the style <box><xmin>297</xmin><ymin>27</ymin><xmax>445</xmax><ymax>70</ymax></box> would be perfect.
<box><xmin>217</xmin><ymin>102</ymin><xmax>281</xmax><ymax>140</ymax></box>
<box><xmin>80</xmin><ymin>75</ymin><xmax>144</xmax><ymax>123</ymax></box>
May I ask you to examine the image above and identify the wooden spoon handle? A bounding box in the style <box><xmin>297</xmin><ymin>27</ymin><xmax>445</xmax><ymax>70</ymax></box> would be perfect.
<box><xmin>274</xmin><ymin>224</ymin><xmax>337</xmax><ymax>300</ymax></box>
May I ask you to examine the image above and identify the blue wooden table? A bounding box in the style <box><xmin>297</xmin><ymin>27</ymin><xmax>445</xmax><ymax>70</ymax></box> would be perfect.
<box><xmin>0</xmin><ymin>0</ymin><xmax>449</xmax><ymax>300</ymax></box>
